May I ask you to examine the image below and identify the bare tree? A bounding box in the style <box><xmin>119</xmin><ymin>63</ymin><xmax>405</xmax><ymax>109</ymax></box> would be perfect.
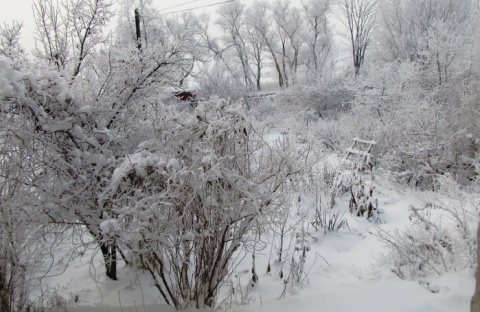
<box><xmin>198</xmin><ymin>14</ymin><xmax>241</xmax><ymax>88</ymax></box>
<box><xmin>216</xmin><ymin>2</ymin><xmax>254</xmax><ymax>88</ymax></box>
<box><xmin>272</xmin><ymin>0</ymin><xmax>304</xmax><ymax>86</ymax></box>
<box><xmin>337</xmin><ymin>0</ymin><xmax>376</xmax><ymax>76</ymax></box>
<box><xmin>33</xmin><ymin>0</ymin><xmax>113</xmax><ymax>77</ymax></box>
<box><xmin>377</xmin><ymin>0</ymin><xmax>477</xmax><ymax>86</ymax></box>
<box><xmin>301</xmin><ymin>0</ymin><xmax>331</xmax><ymax>76</ymax></box>
<box><xmin>244</xmin><ymin>22</ymin><xmax>267</xmax><ymax>91</ymax></box>
<box><xmin>246</xmin><ymin>1</ymin><xmax>286</xmax><ymax>89</ymax></box>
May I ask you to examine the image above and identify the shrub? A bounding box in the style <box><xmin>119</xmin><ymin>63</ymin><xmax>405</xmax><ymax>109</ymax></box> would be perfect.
<box><xmin>104</xmin><ymin>99</ymin><xmax>300</xmax><ymax>309</ymax></box>
<box><xmin>374</xmin><ymin>176</ymin><xmax>478</xmax><ymax>279</ymax></box>
<box><xmin>348</xmin><ymin>178</ymin><xmax>380</xmax><ymax>222</ymax></box>
<box><xmin>309</xmin><ymin>162</ymin><xmax>351</xmax><ymax>233</ymax></box>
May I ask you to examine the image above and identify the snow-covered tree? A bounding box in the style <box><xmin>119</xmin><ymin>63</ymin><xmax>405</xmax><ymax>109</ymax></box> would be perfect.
<box><xmin>0</xmin><ymin>21</ymin><xmax>24</xmax><ymax>59</ymax></box>
<box><xmin>300</xmin><ymin>0</ymin><xmax>332</xmax><ymax>77</ymax></box>
<box><xmin>216</xmin><ymin>2</ymin><xmax>255</xmax><ymax>88</ymax></box>
<box><xmin>1</xmin><ymin>0</ymin><xmax>208</xmax><ymax>287</ymax></box>
<box><xmin>116</xmin><ymin>1</ymin><xmax>204</xmax><ymax>86</ymax></box>
<box><xmin>245</xmin><ymin>1</ymin><xmax>287</xmax><ymax>89</ymax></box>
<box><xmin>271</xmin><ymin>0</ymin><xmax>304</xmax><ymax>86</ymax></box>
<box><xmin>32</xmin><ymin>0</ymin><xmax>114</xmax><ymax>77</ymax></box>
<box><xmin>345</xmin><ymin>0</ymin><xmax>480</xmax><ymax>186</ymax></box>
<box><xmin>243</xmin><ymin>13</ymin><xmax>267</xmax><ymax>91</ymax></box>
<box><xmin>337</xmin><ymin>0</ymin><xmax>376</xmax><ymax>76</ymax></box>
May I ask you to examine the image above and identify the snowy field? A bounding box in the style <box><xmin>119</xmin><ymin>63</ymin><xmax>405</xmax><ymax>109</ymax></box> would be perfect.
<box><xmin>38</xmin><ymin>170</ymin><xmax>476</xmax><ymax>312</ymax></box>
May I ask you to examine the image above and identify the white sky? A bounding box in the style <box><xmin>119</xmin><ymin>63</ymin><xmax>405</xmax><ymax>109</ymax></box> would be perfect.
<box><xmin>0</xmin><ymin>0</ymin><xmax>251</xmax><ymax>53</ymax></box>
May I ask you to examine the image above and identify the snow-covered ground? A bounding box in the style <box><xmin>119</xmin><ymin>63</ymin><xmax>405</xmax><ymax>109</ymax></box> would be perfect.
<box><xmin>39</xmin><ymin>173</ymin><xmax>476</xmax><ymax>312</ymax></box>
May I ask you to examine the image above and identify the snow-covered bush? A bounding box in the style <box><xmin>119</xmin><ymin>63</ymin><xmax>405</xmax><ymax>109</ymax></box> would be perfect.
<box><xmin>196</xmin><ymin>61</ymin><xmax>249</xmax><ymax>101</ymax></box>
<box><xmin>274</xmin><ymin>79</ymin><xmax>352</xmax><ymax>120</ymax></box>
<box><xmin>252</xmin><ymin>94</ymin><xmax>316</xmax><ymax>141</ymax></box>
<box><xmin>104</xmin><ymin>99</ymin><xmax>301</xmax><ymax>309</ymax></box>
<box><xmin>0</xmin><ymin>58</ymin><xmax>24</xmax><ymax>97</ymax></box>
<box><xmin>0</xmin><ymin>61</ymin><xmax>91</xmax><ymax>311</ymax></box>
<box><xmin>253</xmin><ymin>76</ymin><xmax>352</xmax><ymax>142</ymax></box>
<box><xmin>375</xmin><ymin>177</ymin><xmax>479</xmax><ymax>279</ymax></box>
<box><xmin>1</xmin><ymin>50</ymin><xmax>168</xmax><ymax>285</ymax></box>
<box><xmin>336</xmin><ymin>59</ymin><xmax>480</xmax><ymax>189</ymax></box>
<box><xmin>383</xmin><ymin>97</ymin><xmax>475</xmax><ymax>189</ymax></box>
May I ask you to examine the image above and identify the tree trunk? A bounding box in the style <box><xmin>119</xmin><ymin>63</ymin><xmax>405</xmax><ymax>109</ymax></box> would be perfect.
<box><xmin>354</xmin><ymin>63</ymin><xmax>360</xmax><ymax>77</ymax></box>
<box><xmin>281</xmin><ymin>44</ymin><xmax>288</xmax><ymax>88</ymax></box>
<box><xmin>471</xmin><ymin>221</ymin><xmax>480</xmax><ymax>312</ymax></box>
<box><xmin>0</xmin><ymin>262</ymin><xmax>10</xmax><ymax>312</ymax></box>
<box><xmin>256</xmin><ymin>63</ymin><xmax>261</xmax><ymax>91</ymax></box>
<box><xmin>263</xmin><ymin>38</ymin><xmax>284</xmax><ymax>89</ymax></box>
<box><xmin>100</xmin><ymin>242</ymin><xmax>117</xmax><ymax>280</ymax></box>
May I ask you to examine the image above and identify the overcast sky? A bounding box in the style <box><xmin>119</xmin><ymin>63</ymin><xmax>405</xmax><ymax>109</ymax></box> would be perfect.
<box><xmin>0</xmin><ymin>0</ymin><xmax>247</xmax><ymax>53</ymax></box>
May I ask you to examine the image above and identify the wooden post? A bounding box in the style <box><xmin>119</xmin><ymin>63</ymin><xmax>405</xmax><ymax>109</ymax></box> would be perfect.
<box><xmin>135</xmin><ymin>8</ymin><xmax>142</xmax><ymax>51</ymax></box>
<box><xmin>471</xmin><ymin>220</ymin><xmax>480</xmax><ymax>312</ymax></box>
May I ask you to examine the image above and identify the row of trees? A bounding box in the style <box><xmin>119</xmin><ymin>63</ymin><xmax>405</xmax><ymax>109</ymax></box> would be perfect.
<box><xmin>202</xmin><ymin>0</ymin><xmax>480</xmax><ymax>94</ymax></box>
<box><xmin>212</xmin><ymin>0</ymin><xmax>332</xmax><ymax>90</ymax></box>
<box><xmin>202</xmin><ymin>0</ymin><xmax>380</xmax><ymax>90</ymax></box>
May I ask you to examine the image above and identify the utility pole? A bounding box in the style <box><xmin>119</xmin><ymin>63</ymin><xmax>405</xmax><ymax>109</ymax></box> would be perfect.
<box><xmin>134</xmin><ymin>8</ymin><xmax>142</xmax><ymax>51</ymax></box>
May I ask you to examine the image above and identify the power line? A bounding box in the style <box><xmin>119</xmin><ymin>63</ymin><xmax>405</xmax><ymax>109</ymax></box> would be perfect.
<box><xmin>160</xmin><ymin>0</ymin><xmax>235</xmax><ymax>14</ymax></box>
<box><xmin>158</xmin><ymin>0</ymin><xmax>204</xmax><ymax>12</ymax></box>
